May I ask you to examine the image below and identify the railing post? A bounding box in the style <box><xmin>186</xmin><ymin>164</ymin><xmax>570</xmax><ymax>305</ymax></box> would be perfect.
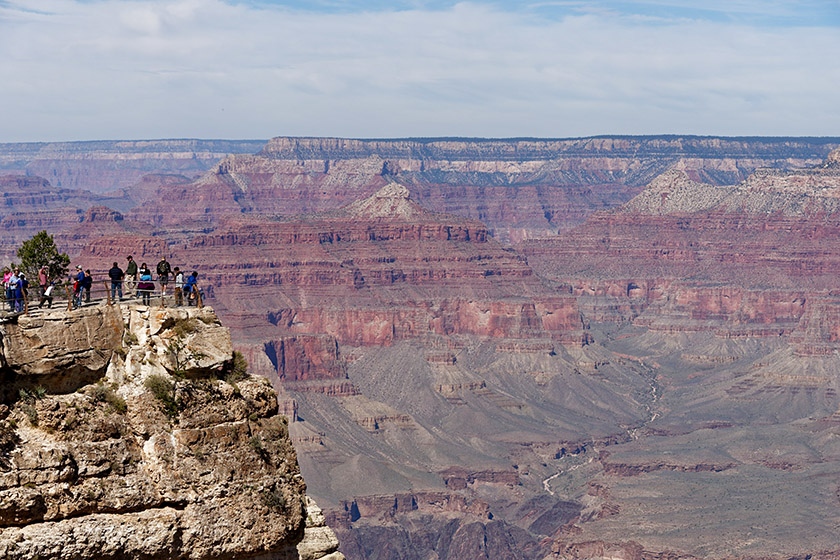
<box><xmin>103</xmin><ymin>281</ymin><xmax>112</xmax><ymax>306</ymax></box>
<box><xmin>22</xmin><ymin>289</ymin><xmax>28</xmax><ymax>315</ymax></box>
<box><xmin>65</xmin><ymin>285</ymin><xmax>73</xmax><ymax>311</ymax></box>
<box><xmin>196</xmin><ymin>283</ymin><xmax>203</xmax><ymax>308</ymax></box>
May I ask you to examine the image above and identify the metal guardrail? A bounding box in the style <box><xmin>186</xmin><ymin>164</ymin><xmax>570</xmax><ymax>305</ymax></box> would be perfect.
<box><xmin>0</xmin><ymin>278</ymin><xmax>203</xmax><ymax>319</ymax></box>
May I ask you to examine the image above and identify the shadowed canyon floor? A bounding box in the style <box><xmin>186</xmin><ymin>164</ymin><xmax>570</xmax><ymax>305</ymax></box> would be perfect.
<box><xmin>2</xmin><ymin>136</ymin><xmax>840</xmax><ymax>559</ymax></box>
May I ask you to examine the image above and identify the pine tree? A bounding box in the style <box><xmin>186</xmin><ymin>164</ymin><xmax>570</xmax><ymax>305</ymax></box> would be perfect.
<box><xmin>16</xmin><ymin>230</ymin><xmax>71</xmax><ymax>283</ymax></box>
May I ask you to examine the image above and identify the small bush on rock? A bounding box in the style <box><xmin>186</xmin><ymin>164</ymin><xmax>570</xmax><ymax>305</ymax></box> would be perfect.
<box><xmin>90</xmin><ymin>383</ymin><xmax>127</xmax><ymax>414</ymax></box>
<box><xmin>144</xmin><ymin>375</ymin><xmax>177</xmax><ymax>418</ymax></box>
<box><xmin>226</xmin><ymin>351</ymin><xmax>249</xmax><ymax>384</ymax></box>
<box><xmin>22</xmin><ymin>404</ymin><xmax>38</xmax><ymax>426</ymax></box>
<box><xmin>261</xmin><ymin>487</ymin><xmax>286</xmax><ymax>512</ymax></box>
<box><xmin>171</xmin><ymin>317</ymin><xmax>200</xmax><ymax>339</ymax></box>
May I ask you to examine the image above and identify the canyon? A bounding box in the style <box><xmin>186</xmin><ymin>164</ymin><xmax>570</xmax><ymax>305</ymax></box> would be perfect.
<box><xmin>1</xmin><ymin>135</ymin><xmax>840</xmax><ymax>559</ymax></box>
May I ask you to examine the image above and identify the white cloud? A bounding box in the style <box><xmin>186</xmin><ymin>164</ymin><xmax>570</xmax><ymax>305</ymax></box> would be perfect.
<box><xmin>0</xmin><ymin>0</ymin><xmax>838</xmax><ymax>141</ymax></box>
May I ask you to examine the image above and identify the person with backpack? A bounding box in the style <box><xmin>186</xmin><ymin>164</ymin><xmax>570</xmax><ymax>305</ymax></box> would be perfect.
<box><xmin>157</xmin><ymin>257</ymin><xmax>171</xmax><ymax>296</ymax></box>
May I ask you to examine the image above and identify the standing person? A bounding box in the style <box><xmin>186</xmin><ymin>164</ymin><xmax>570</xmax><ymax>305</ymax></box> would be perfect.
<box><xmin>14</xmin><ymin>272</ymin><xmax>27</xmax><ymax>312</ymax></box>
<box><xmin>108</xmin><ymin>262</ymin><xmax>124</xmax><ymax>301</ymax></box>
<box><xmin>156</xmin><ymin>256</ymin><xmax>171</xmax><ymax>296</ymax></box>
<box><xmin>8</xmin><ymin>268</ymin><xmax>19</xmax><ymax>311</ymax></box>
<box><xmin>173</xmin><ymin>267</ymin><xmax>184</xmax><ymax>306</ymax></box>
<box><xmin>3</xmin><ymin>267</ymin><xmax>12</xmax><ymax>311</ymax></box>
<box><xmin>39</xmin><ymin>281</ymin><xmax>54</xmax><ymax>309</ymax></box>
<box><xmin>72</xmin><ymin>265</ymin><xmax>84</xmax><ymax>309</ymax></box>
<box><xmin>82</xmin><ymin>270</ymin><xmax>93</xmax><ymax>303</ymax></box>
<box><xmin>137</xmin><ymin>263</ymin><xmax>150</xmax><ymax>298</ymax></box>
<box><xmin>19</xmin><ymin>272</ymin><xmax>29</xmax><ymax>303</ymax></box>
<box><xmin>38</xmin><ymin>266</ymin><xmax>49</xmax><ymax>300</ymax></box>
<box><xmin>10</xmin><ymin>268</ymin><xmax>23</xmax><ymax>312</ymax></box>
<box><xmin>138</xmin><ymin>268</ymin><xmax>154</xmax><ymax>306</ymax></box>
<box><xmin>184</xmin><ymin>271</ymin><xmax>198</xmax><ymax>306</ymax></box>
<box><xmin>125</xmin><ymin>256</ymin><xmax>137</xmax><ymax>297</ymax></box>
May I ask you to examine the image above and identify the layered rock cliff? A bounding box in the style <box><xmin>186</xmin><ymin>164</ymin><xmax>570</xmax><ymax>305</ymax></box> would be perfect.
<box><xmin>129</xmin><ymin>136</ymin><xmax>840</xmax><ymax>241</ymax></box>
<box><xmin>0</xmin><ymin>140</ymin><xmax>266</xmax><ymax>193</ymax></box>
<box><xmin>0</xmin><ymin>304</ymin><xmax>343</xmax><ymax>560</ymax></box>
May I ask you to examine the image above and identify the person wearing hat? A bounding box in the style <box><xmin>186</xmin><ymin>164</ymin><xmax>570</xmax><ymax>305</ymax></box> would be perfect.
<box><xmin>125</xmin><ymin>255</ymin><xmax>137</xmax><ymax>297</ymax></box>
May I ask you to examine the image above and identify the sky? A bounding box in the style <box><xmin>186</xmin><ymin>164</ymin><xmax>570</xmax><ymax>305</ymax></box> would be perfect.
<box><xmin>1</xmin><ymin>0</ymin><xmax>839</xmax><ymax>142</ymax></box>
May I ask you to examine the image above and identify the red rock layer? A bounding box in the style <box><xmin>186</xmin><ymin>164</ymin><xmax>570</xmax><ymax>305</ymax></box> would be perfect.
<box><xmin>0</xmin><ymin>176</ymin><xmax>133</xmax><ymax>262</ymax></box>
<box><xmin>174</xmin><ymin>185</ymin><xmax>589</xmax><ymax>353</ymax></box>
<box><xmin>264</xmin><ymin>335</ymin><xmax>347</xmax><ymax>382</ymax></box>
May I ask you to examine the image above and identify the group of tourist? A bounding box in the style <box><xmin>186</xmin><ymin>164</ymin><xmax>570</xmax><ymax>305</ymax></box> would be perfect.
<box><xmin>3</xmin><ymin>266</ymin><xmax>30</xmax><ymax>312</ymax></box>
<box><xmin>3</xmin><ymin>264</ymin><xmax>58</xmax><ymax>311</ymax></box>
<box><xmin>103</xmin><ymin>256</ymin><xmax>201</xmax><ymax>307</ymax></box>
<box><xmin>2</xmin><ymin>256</ymin><xmax>202</xmax><ymax>313</ymax></box>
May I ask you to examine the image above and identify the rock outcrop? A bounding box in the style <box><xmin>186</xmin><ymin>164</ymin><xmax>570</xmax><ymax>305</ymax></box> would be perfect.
<box><xmin>1</xmin><ymin>306</ymin><xmax>123</xmax><ymax>395</ymax></box>
<box><xmin>0</xmin><ymin>304</ymin><xmax>343</xmax><ymax>560</ymax></box>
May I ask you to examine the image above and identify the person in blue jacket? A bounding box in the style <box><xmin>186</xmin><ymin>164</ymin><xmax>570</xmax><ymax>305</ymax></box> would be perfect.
<box><xmin>138</xmin><ymin>268</ymin><xmax>154</xmax><ymax>306</ymax></box>
<box><xmin>73</xmin><ymin>265</ymin><xmax>85</xmax><ymax>309</ymax></box>
<box><xmin>184</xmin><ymin>271</ymin><xmax>198</xmax><ymax>306</ymax></box>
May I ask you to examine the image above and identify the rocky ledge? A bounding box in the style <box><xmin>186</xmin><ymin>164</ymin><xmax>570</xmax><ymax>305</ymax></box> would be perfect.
<box><xmin>0</xmin><ymin>304</ymin><xmax>343</xmax><ymax>560</ymax></box>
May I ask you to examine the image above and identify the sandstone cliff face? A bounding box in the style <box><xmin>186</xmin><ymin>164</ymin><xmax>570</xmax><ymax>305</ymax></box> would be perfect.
<box><xmin>0</xmin><ymin>305</ymin><xmax>343</xmax><ymax>560</ymax></box>
<box><xmin>128</xmin><ymin>136</ymin><xmax>840</xmax><ymax>242</ymax></box>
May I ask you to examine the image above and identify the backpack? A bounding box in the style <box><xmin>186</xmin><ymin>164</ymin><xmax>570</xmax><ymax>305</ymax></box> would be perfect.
<box><xmin>157</xmin><ymin>261</ymin><xmax>171</xmax><ymax>275</ymax></box>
